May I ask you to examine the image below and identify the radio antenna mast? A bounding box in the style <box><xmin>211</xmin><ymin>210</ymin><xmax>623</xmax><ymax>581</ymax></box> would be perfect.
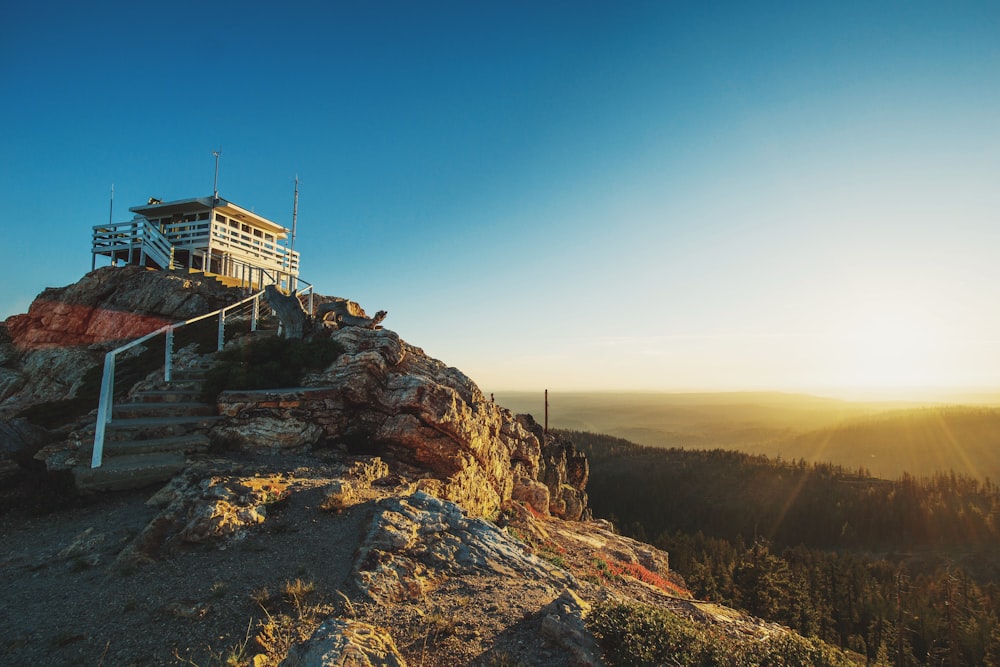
<box><xmin>290</xmin><ymin>175</ymin><xmax>299</xmax><ymax>255</ymax></box>
<box><xmin>212</xmin><ymin>148</ymin><xmax>222</xmax><ymax>199</ymax></box>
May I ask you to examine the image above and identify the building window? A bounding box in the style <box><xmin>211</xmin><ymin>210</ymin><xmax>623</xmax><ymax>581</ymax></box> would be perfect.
<box><xmin>216</xmin><ymin>214</ymin><xmax>228</xmax><ymax>225</ymax></box>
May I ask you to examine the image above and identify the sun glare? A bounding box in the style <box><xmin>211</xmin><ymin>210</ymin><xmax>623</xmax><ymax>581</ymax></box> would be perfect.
<box><xmin>840</xmin><ymin>307</ymin><xmax>940</xmax><ymax>389</ymax></box>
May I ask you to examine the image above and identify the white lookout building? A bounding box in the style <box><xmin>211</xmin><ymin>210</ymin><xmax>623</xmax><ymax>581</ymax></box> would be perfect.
<box><xmin>91</xmin><ymin>195</ymin><xmax>300</xmax><ymax>291</ymax></box>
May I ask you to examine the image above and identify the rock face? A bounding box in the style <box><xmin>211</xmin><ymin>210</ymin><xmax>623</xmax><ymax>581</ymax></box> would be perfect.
<box><xmin>215</xmin><ymin>326</ymin><xmax>589</xmax><ymax>520</ymax></box>
<box><xmin>5</xmin><ymin>266</ymin><xmax>234</xmax><ymax>350</ymax></box>
<box><xmin>0</xmin><ymin>266</ymin><xmax>236</xmax><ymax>413</ymax></box>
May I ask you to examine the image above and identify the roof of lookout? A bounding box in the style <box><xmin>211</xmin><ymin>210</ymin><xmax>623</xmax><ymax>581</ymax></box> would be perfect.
<box><xmin>129</xmin><ymin>196</ymin><xmax>290</xmax><ymax>237</ymax></box>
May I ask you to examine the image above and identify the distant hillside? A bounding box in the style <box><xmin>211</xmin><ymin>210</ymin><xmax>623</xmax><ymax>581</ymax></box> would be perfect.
<box><xmin>758</xmin><ymin>406</ymin><xmax>1000</xmax><ymax>482</ymax></box>
<box><xmin>571</xmin><ymin>429</ymin><xmax>1000</xmax><ymax>664</ymax></box>
<box><xmin>496</xmin><ymin>391</ymin><xmax>880</xmax><ymax>447</ymax></box>
<box><xmin>496</xmin><ymin>392</ymin><xmax>1000</xmax><ymax>481</ymax></box>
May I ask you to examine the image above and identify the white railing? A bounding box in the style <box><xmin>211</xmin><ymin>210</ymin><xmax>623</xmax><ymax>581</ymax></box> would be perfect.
<box><xmin>208</xmin><ymin>221</ymin><xmax>300</xmax><ymax>276</ymax></box>
<box><xmin>93</xmin><ymin>218</ymin><xmax>300</xmax><ymax>281</ymax></box>
<box><xmin>205</xmin><ymin>254</ymin><xmax>311</xmax><ymax>300</ymax></box>
<box><xmin>92</xmin><ymin>220</ymin><xmax>175</xmax><ymax>270</ymax></box>
<box><xmin>89</xmin><ymin>279</ymin><xmax>300</xmax><ymax>468</ymax></box>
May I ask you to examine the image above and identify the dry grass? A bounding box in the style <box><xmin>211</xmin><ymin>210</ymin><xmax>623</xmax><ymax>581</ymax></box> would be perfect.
<box><xmin>250</xmin><ymin>579</ymin><xmax>324</xmax><ymax>666</ymax></box>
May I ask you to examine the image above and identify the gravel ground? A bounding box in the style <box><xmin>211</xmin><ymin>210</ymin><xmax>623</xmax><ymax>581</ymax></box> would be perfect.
<box><xmin>0</xmin><ymin>450</ymin><xmax>771</xmax><ymax>667</ymax></box>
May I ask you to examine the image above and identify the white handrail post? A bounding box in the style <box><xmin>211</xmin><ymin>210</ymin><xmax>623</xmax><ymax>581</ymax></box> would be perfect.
<box><xmin>91</xmin><ymin>352</ymin><xmax>116</xmax><ymax>468</ymax></box>
<box><xmin>164</xmin><ymin>326</ymin><xmax>174</xmax><ymax>383</ymax></box>
<box><xmin>251</xmin><ymin>293</ymin><xmax>259</xmax><ymax>332</ymax></box>
<box><xmin>217</xmin><ymin>310</ymin><xmax>226</xmax><ymax>351</ymax></box>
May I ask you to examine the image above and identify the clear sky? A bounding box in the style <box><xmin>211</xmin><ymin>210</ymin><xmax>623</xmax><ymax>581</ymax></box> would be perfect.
<box><xmin>2</xmin><ymin>1</ymin><xmax>999</xmax><ymax>397</ymax></box>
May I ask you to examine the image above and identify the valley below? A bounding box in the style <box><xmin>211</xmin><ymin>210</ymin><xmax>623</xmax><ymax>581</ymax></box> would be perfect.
<box><xmin>497</xmin><ymin>391</ymin><xmax>1000</xmax><ymax>482</ymax></box>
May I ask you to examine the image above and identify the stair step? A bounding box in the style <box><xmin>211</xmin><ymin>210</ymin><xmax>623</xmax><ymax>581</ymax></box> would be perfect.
<box><xmin>73</xmin><ymin>452</ymin><xmax>186</xmax><ymax>492</ymax></box>
<box><xmin>187</xmin><ymin>269</ymin><xmax>250</xmax><ymax>290</ymax></box>
<box><xmin>170</xmin><ymin>369</ymin><xmax>211</xmax><ymax>381</ymax></box>
<box><xmin>82</xmin><ymin>433</ymin><xmax>210</xmax><ymax>459</ymax></box>
<box><xmin>156</xmin><ymin>379</ymin><xmax>207</xmax><ymax>392</ymax></box>
<box><xmin>133</xmin><ymin>389</ymin><xmax>205</xmax><ymax>403</ymax></box>
<box><xmin>113</xmin><ymin>401</ymin><xmax>215</xmax><ymax>419</ymax></box>
<box><xmin>104</xmin><ymin>415</ymin><xmax>223</xmax><ymax>441</ymax></box>
<box><xmin>246</xmin><ymin>328</ymin><xmax>279</xmax><ymax>337</ymax></box>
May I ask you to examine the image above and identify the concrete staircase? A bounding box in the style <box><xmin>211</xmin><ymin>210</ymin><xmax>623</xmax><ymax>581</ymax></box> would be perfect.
<box><xmin>72</xmin><ymin>364</ymin><xmax>221</xmax><ymax>493</ymax></box>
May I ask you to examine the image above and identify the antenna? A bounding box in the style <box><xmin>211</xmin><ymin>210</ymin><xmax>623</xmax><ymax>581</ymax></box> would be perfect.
<box><xmin>212</xmin><ymin>148</ymin><xmax>222</xmax><ymax>199</ymax></box>
<box><xmin>290</xmin><ymin>175</ymin><xmax>299</xmax><ymax>256</ymax></box>
<box><xmin>108</xmin><ymin>183</ymin><xmax>114</xmax><ymax>226</ymax></box>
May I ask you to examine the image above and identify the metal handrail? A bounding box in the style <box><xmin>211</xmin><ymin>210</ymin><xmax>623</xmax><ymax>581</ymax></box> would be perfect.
<box><xmin>90</xmin><ymin>279</ymin><xmax>319</xmax><ymax>468</ymax></box>
<box><xmin>91</xmin><ymin>289</ymin><xmax>259</xmax><ymax>468</ymax></box>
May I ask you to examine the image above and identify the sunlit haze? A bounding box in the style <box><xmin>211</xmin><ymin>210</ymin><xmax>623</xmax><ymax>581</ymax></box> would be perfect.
<box><xmin>2</xmin><ymin>2</ymin><xmax>998</xmax><ymax>399</ymax></box>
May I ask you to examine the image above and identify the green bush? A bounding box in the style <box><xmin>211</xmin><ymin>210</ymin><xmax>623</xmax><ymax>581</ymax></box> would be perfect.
<box><xmin>201</xmin><ymin>336</ymin><xmax>344</xmax><ymax>401</ymax></box>
<box><xmin>588</xmin><ymin>601</ymin><xmax>712</xmax><ymax>666</ymax></box>
<box><xmin>587</xmin><ymin>600</ymin><xmax>859</xmax><ymax>667</ymax></box>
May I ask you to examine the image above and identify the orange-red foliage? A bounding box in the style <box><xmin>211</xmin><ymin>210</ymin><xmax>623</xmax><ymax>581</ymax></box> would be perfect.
<box><xmin>605</xmin><ymin>559</ymin><xmax>691</xmax><ymax>598</ymax></box>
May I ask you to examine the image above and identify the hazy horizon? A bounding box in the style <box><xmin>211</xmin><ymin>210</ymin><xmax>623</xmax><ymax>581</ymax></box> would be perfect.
<box><xmin>493</xmin><ymin>386</ymin><xmax>1000</xmax><ymax>406</ymax></box>
<box><xmin>495</xmin><ymin>388</ymin><xmax>1000</xmax><ymax>482</ymax></box>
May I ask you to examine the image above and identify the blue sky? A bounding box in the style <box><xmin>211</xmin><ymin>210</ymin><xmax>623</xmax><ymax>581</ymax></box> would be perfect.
<box><xmin>2</xmin><ymin>1</ymin><xmax>999</xmax><ymax>396</ymax></box>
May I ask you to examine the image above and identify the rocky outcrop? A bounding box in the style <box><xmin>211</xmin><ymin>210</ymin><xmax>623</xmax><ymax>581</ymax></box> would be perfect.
<box><xmin>0</xmin><ymin>417</ymin><xmax>52</xmax><ymax>463</ymax></box>
<box><xmin>354</xmin><ymin>491</ymin><xmax>573</xmax><ymax>604</ymax></box>
<box><xmin>113</xmin><ymin>470</ymin><xmax>292</xmax><ymax>568</ymax></box>
<box><xmin>0</xmin><ymin>266</ymin><xmax>237</xmax><ymax>413</ymax></box>
<box><xmin>280</xmin><ymin>618</ymin><xmax>406</xmax><ymax>667</ymax></box>
<box><xmin>214</xmin><ymin>326</ymin><xmax>589</xmax><ymax>520</ymax></box>
<box><xmin>538</xmin><ymin>590</ymin><xmax>601</xmax><ymax>667</ymax></box>
<box><xmin>5</xmin><ymin>266</ymin><xmax>234</xmax><ymax>350</ymax></box>
<box><xmin>516</xmin><ymin>414</ymin><xmax>590</xmax><ymax>521</ymax></box>
<box><xmin>211</xmin><ymin>415</ymin><xmax>324</xmax><ymax>454</ymax></box>
<box><xmin>0</xmin><ymin>417</ymin><xmax>51</xmax><ymax>481</ymax></box>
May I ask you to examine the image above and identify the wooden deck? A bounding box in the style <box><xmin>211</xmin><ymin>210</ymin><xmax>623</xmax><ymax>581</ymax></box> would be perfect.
<box><xmin>93</xmin><ymin>215</ymin><xmax>299</xmax><ymax>290</ymax></box>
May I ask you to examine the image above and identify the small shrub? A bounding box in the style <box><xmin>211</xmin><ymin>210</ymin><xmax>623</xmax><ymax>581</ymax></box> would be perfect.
<box><xmin>249</xmin><ymin>587</ymin><xmax>271</xmax><ymax>607</ymax></box>
<box><xmin>478</xmin><ymin>652</ymin><xmax>528</xmax><ymax>667</ymax></box>
<box><xmin>425</xmin><ymin>609</ymin><xmax>457</xmax><ymax>637</ymax></box>
<box><xmin>201</xmin><ymin>337</ymin><xmax>344</xmax><ymax>401</ymax></box>
<box><xmin>283</xmin><ymin>578</ymin><xmax>315</xmax><ymax>617</ymax></box>
<box><xmin>254</xmin><ymin>592</ymin><xmax>324</xmax><ymax>663</ymax></box>
<box><xmin>588</xmin><ymin>600</ymin><xmax>713</xmax><ymax>666</ymax></box>
<box><xmin>588</xmin><ymin>599</ymin><xmax>859</xmax><ymax>667</ymax></box>
<box><xmin>538</xmin><ymin>545</ymin><xmax>567</xmax><ymax>569</ymax></box>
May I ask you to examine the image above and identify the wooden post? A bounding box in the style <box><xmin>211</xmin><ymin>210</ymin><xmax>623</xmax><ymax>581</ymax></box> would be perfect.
<box><xmin>544</xmin><ymin>389</ymin><xmax>549</xmax><ymax>436</ymax></box>
<box><xmin>897</xmin><ymin>572</ymin><xmax>905</xmax><ymax>667</ymax></box>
